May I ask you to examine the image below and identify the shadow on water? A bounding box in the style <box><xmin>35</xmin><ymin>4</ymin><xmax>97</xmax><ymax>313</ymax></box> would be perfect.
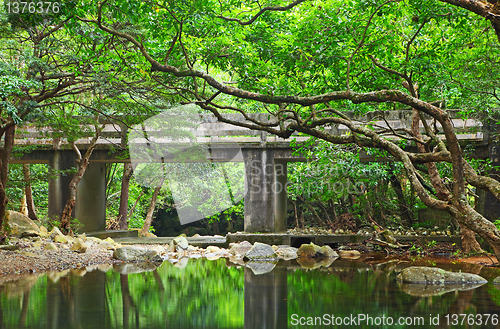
<box><xmin>1</xmin><ymin>256</ymin><xmax>500</xmax><ymax>329</ymax></box>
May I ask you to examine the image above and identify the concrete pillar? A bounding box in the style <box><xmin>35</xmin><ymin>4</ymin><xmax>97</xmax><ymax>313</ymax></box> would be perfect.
<box><xmin>48</xmin><ymin>150</ymin><xmax>106</xmax><ymax>232</ymax></box>
<box><xmin>274</xmin><ymin>160</ymin><xmax>287</xmax><ymax>233</ymax></box>
<box><xmin>477</xmin><ymin>114</ymin><xmax>500</xmax><ymax>221</ymax></box>
<box><xmin>244</xmin><ymin>266</ymin><xmax>288</xmax><ymax>329</ymax></box>
<box><xmin>75</xmin><ymin>162</ymin><xmax>106</xmax><ymax>232</ymax></box>
<box><xmin>477</xmin><ymin>144</ymin><xmax>500</xmax><ymax>221</ymax></box>
<box><xmin>48</xmin><ymin>150</ymin><xmax>76</xmax><ymax>220</ymax></box>
<box><xmin>243</xmin><ymin>149</ymin><xmax>275</xmax><ymax>232</ymax></box>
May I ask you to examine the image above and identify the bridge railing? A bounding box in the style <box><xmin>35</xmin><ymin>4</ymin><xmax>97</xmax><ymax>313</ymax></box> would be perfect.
<box><xmin>13</xmin><ymin>110</ymin><xmax>485</xmax><ymax>148</ymax></box>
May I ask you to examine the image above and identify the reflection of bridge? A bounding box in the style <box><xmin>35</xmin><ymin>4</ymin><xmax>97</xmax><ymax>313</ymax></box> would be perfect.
<box><xmin>12</xmin><ymin>110</ymin><xmax>499</xmax><ymax>232</ymax></box>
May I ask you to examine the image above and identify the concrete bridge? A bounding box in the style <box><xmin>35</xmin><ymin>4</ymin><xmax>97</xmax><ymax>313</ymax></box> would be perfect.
<box><xmin>11</xmin><ymin>110</ymin><xmax>499</xmax><ymax>233</ymax></box>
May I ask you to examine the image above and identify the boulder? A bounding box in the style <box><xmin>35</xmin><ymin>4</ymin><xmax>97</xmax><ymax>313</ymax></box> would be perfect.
<box><xmin>21</xmin><ymin>230</ymin><xmax>40</xmax><ymax>238</ymax></box>
<box><xmin>48</xmin><ymin>227</ymin><xmax>64</xmax><ymax>239</ymax></box>
<box><xmin>113</xmin><ymin>246</ymin><xmax>162</xmax><ymax>262</ymax></box>
<box><xmin>0</xmin><ymin>244</ymin><xmax>20</xmax><ymax>251</ymax></box>
<box><xmin>244</xmin><ymin>242</ymin><xmax>278</xmax><ymax>261</ymax></box>
<box><xmin>321</xmin><ymin>245</ymin><xmax>339</xmax><ymax>258</ymax></box>
<box><xmin>44</xmin><ymin>242</ymin><xmax>58</xmax><ymax>251</ymax></box>
<box><xmin>275</xmin><ymin>245</ymin><xmax>299</xmax><ymax>260</ymax></box>
<box><xmin>39</xmin><ymin>226</ymin><xmax>48</xmax><ymax>237</ymax></box>
<box><xmin>297</xmin><ymin>243</ymin><xmax>323</xmax><ymax>258</ymax></box>
<box><xmin>494</xmin><ymin>276</ymin><xmax>500</xmax><ymax>284</ymax></box>
<box><xmin>173</xmin><ymin>236</ymin><xmax>189</xmax><ymax>251</ymax></box>
<box><xmin>297</xmin><ymin>243</ymin><xmax>338</xmax><ymax>258</ymax></box>
<box><xmin>229</xmin><ymin>241</ymin><xmax>252</xmax><ymax>256</ymax></box>
<box><xmin>54</xmin><ymin>235</ymin><xmax>68</xmax><ymax>244</ymax></box>
<box><xmin>339</xmin><ymin>250</ymin><xmax>361</xmax><ymax>259</ymax></box>
<box><xmin>70</xmin><ymin>242</ymin><xmax>88</xmax><ymax>253</ymax></box>
<box><xmin>4</xmin><ymin>211</ymin><xmax>39</xmax><ymax>237</ymax></box>
<box><xmin>396</xmin><ymin>267</ymin><xmax>487</xmax><ymax>284</ymax></box>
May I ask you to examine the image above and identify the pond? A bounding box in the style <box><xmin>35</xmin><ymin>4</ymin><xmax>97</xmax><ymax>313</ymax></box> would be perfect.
<box><xmin>1</xmin><ymin>255</ymin><xmax>500</xmax><ymax>329</ymax></box>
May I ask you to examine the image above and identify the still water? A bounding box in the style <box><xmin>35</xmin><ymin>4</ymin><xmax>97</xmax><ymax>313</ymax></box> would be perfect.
<box><xmin>1</xmin><ymin>256</ymin><xmax>500</xmax><ymax>329</ymax></box>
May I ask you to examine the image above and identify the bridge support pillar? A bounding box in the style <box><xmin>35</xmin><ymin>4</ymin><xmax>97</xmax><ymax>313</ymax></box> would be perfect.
<box><xmin>477</xmin><ymin>114</ymin><xmax>500</xmax><ymax>221</ymax></box>
<box><xmin>75</xmin><ymin>162</ymin><xmax>106</xmax><ymax>232</ymax></box>
<box><xmin>477</xmin><ymin>143</ymin><xmax>500</xmax><ymax>221</ymax></box>
<box><xmin>48</xmin><ymin>150</ymin><xmax>106</xmax><ymax>232</ymax></box>
<box><xmin>243</xmin><ymin>149</ymin><xmax>287</xmax><ymax>233</ymax></box>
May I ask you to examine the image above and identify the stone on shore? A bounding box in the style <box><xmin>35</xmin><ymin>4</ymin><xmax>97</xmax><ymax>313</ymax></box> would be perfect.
<box><xmin>339</xmin><ymin>250</ymin><xmax>361</xmax><ymax>259</ymax></box>
<box><xmin>54</xmin><ymin>235</ymin><xmax>68</xmax><ymax>244</ymax></box>
<box><xmin>173</xmin><ymin>236</ymin><xmax>189</xmax><ymax>251</ymax></box>
<box><xmin>70</xmin><ymin>242</ymin><xmax>88</xmax><ymax>253</ymax></box>
<box><xmin>44</xmin><ymin>243</ymin><xmax>58</xmax><ymax>251</ymax></box>
<box><xmin>297</xmin><ymin>243</ymin><xmax>338</xmax><ymax>258</ymax></box>
<box><xmin>49</xmin><ymin>227</ymin><xmax>64</xmax><ymax>239</ymax></box>
<box><xmin>113</xmin><ymin>246</ymin><xmax>162</xmax><ymax>262</ymax></box>
<box><xmin>244</xmin><ymin>242</ymin><xmax>278</xmax><ymax>261</ymax></box>
<box><xmin>4</xmin><ymin>211</ymin><xmax>40</xmax><ymax>237</ymax></box>
<box><xmin>229</xmin><ymin>241</ymin><xmax>253</xmax><ymax>256</ymax></box>
<box><xmin>396</xmin><ymin>267</ymin><xmax>487</xmax><ymax>284</ymax></box>
<box><xmin>274</xmin><ymin>245</ymin><xmax>299</xmax><ymax>260</ymax></box>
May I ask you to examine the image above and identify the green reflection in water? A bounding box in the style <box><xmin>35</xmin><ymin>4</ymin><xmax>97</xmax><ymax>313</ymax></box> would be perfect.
<box><xmin>1</xmin><ymin>258</ymin><xmax>500</xmax><ymax>329</ymax></box>
<box><xmin>105</xmin><ymin>258</ymin><xmax>244</xmax><ymax>329</ymax></box>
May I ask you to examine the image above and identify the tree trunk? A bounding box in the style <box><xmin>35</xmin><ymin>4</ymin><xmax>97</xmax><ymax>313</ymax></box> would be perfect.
<box><xmin>117</xmin><ymin>163</ymin><xmax>133</xmax><ymax>230</ymax></box>
<box><xmin>60</xmin><ymin>138</ymin><xmax>99</xmax><ymax>234</ymax></box>
<box><xmin>128</xmin><ymin>190</ymin><xmax>144</xmax><ymax>220</ymax></box>
<box><xmin>22</xmin><ymin>164</ymin><xmax>38</xmax><ymax>221</ymax></box>
<box><xmin>0</xmin><ymin>126</ymin><xmax>15</xmax><ymax>231</ymax></box>
<box><xmin>141</xmin><ymin>175</ymin><xmax>165</xmax><ymax>236</ymax></box>
<box><xmin>459</xmin><ymin>223</ymin><xmax>484</xmax><ymax>253</ymax></box>
<box><xmin>389</xmin><ymin>172</ymin><xmax>413</xmax><ymax>226</ymax></box>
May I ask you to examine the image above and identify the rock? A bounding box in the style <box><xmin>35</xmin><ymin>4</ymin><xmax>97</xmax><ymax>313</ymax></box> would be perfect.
<box><xmin>244</xmin><ymin>242</ymin><xmax>278</xmax><ymax>261</ymax></box>
<box><xmin>4</xmin><ymin>211</ymin><xmax>40</xmax><ymax>237</ymax></box>
<box><xmin>321</xmin><ymin>245</ymin><xmax>339</xmax><ymax>258</ymax></box>
<box><xmin>297</xmin><ymin>243</ymin><xmax>323</xmax><ymax>258</ymax></box>
<box><xmin>166</xmin><ymin>240</ymin><xmax>176</xmax><ymax>252</ymax></box>
<box><xmin>21</xmin><ymin>230</ymin><xmax>40</xmax><ymax>238</ymax></box>
<box><xmin>173</xmin><ymin>236</ymin><xmax>189</xmax><ymax>251</ymax></box>
<box><xmin>44</xmin><ymin>242</ymin><xmax>58</xmax><ymax>251</ymax></box>
<box><xmin>297</xmin><ymin>243</ymin><xmax>337</xmax><ymax>258</ymax></box>
<box><xmin>493</xmin><ymin>276</ymin><xmax>500</xmax><ymax>284</ymax></box>
<box><xmin>113</xmin><ymin>262</ymin><xmax>160</xmax><ymax>274</ymax></box>
<box><xmin>192</xmin><ymin>234</ymin><xmax>201</xmax><ymax>237</ymax></box>
<box><xmin>396</xmin><ymin>267</ymin><xmax>487</xmax><ymax>284</ymax></box>
<box><xmin>104</xmin><ymin>237</ymin><xmax>116</xmax><ymax>245</ymax></box>
<box><xmin>229</xmin><ymin>241</ymin><xmax>253</xmax><ymax>256</ymax></box>
<box><xmin>339</xmin><ymin>250</ymin><xmax>361</xmax><ymax>259</ymax></box>
<box><xmin>70</xmin><ymin>242</ymin><xmax>88</xmax><ymax>253</ymax></box>
<box><xmin>206</xmin><ymin>246</ymin><xmax>221</xmax><ymax>253</ymax></box>
<box><xmin>54</xmin><ymin>235</ymin><xmax>68</xmax><ymax>243</ymax></box>
<box><xmin>205</xmin><ymin>252</ymin><xmax>221</xmax><ymax>261</ymax></box>
<box><xmin>39</xmin><ymin>226</ymin><xmax>48</xmax><ymax>237</ymax></box>
<box><xmin>113</xmin><ymin>246</ymin><xmax>162</xmax><ymax>262</ymax></box>
<box><xmin>49</xmin><ymin>227</ymin><xmax>64</xmax><ymax>239</ymax></box>
<box><xmin>246</xmin><ymin>261</ymin><xmax>277</xmax><ymax>275</ymax></box>
<box><xmin>228</xmin><ymin>255</ymin><xmax>246</xmax><ymax>266</ymax></box>
<box><xmin>0</xmin><ymin>244</ymin><xmax>20</xmax><ymax>251</ymax></box>
<box><xmin>399</xmin><ymin>282</ymin><xmax>485</xmax><ymax>297</ymax></box>
<box><xmin>275</xmin><ymin>246</ymin><xmax>299</xmax><ymax>260</ymax></box>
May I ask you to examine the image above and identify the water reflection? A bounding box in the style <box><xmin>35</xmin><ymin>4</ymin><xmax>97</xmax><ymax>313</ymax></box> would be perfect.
<box><xmin>0</xmin><ymin>257</ymin><xmax>500</xmax><ymax>329</ymax></box>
